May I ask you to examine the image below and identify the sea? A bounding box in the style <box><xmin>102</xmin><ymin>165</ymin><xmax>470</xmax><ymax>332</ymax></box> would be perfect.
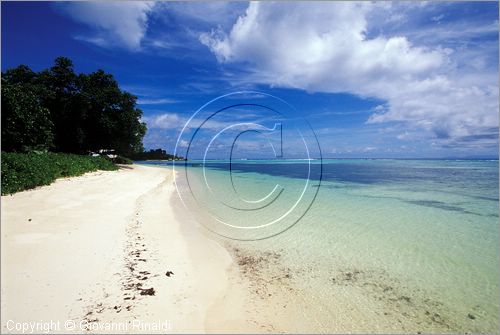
<box><xmin>137</xmin><ymin>159</ymin><xmax>499</xmax><ymax>332</ymax></box>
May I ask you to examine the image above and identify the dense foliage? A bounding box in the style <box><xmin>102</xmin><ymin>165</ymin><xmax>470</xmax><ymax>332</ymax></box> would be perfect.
<box><xmin>1</xmin><ymin>152</ymin><xmax>117</xmax><ymax>195</ymax></box>
<box><xmin>1</xmin><ymin>57</ymin><xmax>147</xmax><ymax>156</ymax></box>
<box><xmin>112</xmin><ymin>155</ymin><xmax>133</xmax><ymax>164</ymax></box>
<box><xmin>130</xmin><ymin>148</ymin><xmax>185</xmax><ymax>161</ymax></box>
<box><xmin>2</xmin><ymin>83</ymin><xmax>54</xmax><ymax>152</ymax></box>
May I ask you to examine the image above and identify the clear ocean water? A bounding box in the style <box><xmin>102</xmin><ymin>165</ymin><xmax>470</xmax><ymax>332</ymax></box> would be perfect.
<box><xmin>139</xmin><ymin>159</ymin><xmax>499</xmax><ymax>332</ymax></box>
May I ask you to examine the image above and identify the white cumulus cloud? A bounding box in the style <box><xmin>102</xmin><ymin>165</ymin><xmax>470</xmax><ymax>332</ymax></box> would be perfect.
<box><xmin>142</xmin><ymin>113</ymin><xmax>182</xmax><ymax>129</ymax></box>
<box><xmin>200</xmin><ymin>2</ymin><xmax>498</xmax><ymax>148</ymax></box>
<box><xmin>57</xmin><ymin>2</ymin><xmax>155</xmax><ymax>50</ymax></box>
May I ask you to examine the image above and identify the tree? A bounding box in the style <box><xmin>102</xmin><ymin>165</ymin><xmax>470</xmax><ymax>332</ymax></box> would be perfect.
<box><xmin>1</xmin><ymin>57</ymin><xmax>147</xmax><ymax>156</ymax></box>
<box><xmin>42</xmin><ymin>57</ymin><xmax>84</xmax><ymax>153</ymax></box>
<box><xmin>1</xmin><ymin>80</ymin><xmax>54</xmax><ymax>152</ymax></box>
<box><xmin>78</xmin><ymin>70</ymin><xmax>147</xmax><ymax>155</ymax></box>
<box><xmin>2</xmin><ymin>64</ymin><xmax>37</xmax><ymax>85</ymax></box>
<box><xmin>130</xmin><ymin>148</ymin><xmax>184</xmax><ymax>160</ymax></box>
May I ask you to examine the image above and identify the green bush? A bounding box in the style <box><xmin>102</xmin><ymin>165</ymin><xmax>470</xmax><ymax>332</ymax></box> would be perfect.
<box><xmin>1</xmin><ymin>82</ymin><xmax>54</xmax><ymax>152</ymax></box>
<box><xmin>1</xmin><ymin>152</ymin><xmax>118</xmax><ymax>195</ymax></box>
<box><xmin>112</xmin><ymin>155</ymin><xmax>133</xmax><ymax>164</ymax></box>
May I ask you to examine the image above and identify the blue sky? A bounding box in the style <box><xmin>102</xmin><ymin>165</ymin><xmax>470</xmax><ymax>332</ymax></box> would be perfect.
<box><xmin>2</xmin><ymin>1</ymin><xmax>498</xmax><ymax>158</ymax></box>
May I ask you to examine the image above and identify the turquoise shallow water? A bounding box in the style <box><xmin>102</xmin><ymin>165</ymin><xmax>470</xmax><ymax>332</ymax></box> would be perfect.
<box><xmin>140</xmin><ymin>159</ymin><xmax>499</xmax><ymax>332</ymax></box>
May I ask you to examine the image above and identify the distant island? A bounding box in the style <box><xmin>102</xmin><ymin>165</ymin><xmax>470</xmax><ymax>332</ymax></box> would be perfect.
<box><xmin>130</xmin><ymin>148</ymin><xmax>185</xmax><ymax>161</ymax></box>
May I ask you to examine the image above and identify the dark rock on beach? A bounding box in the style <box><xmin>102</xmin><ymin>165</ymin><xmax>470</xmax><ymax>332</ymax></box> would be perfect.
<box><xmin>140</xmin><ymin>287</ymin><xmax>155</xmax><ymax>296</ymax></box>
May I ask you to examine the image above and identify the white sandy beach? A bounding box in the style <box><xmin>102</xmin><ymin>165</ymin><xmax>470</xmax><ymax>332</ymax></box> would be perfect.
<box><xmin>0</xmin><ymin>165</ymin><xmax>240</xmax><ymax>334</ymax></box>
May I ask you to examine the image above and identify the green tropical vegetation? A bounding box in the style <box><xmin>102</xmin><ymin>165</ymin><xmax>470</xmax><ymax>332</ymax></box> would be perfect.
<box><xmin>130</xmin><ymin>148</ymin><xmax>185</xmax><ymax>161</ymax></box>
<box><xmin>1</xmin><ymin>57</ymin><xmax>178</xmax><ymax>194</ymax></box>
<box><xmin>1</xmin><ymin>152</ymin><xmax>117</xmax><ymax>195</ymax></box>
<box><xmin>2</xmin><ymin>57</ymin><xmax>146</xmax><ymax>155</ymax></box>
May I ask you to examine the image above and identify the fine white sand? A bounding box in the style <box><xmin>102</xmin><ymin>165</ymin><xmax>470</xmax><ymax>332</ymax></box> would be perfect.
<box><xmin>1</xmin><ymin>165</ymin><xmax>237</xmax><ymax>333</ymax></box>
